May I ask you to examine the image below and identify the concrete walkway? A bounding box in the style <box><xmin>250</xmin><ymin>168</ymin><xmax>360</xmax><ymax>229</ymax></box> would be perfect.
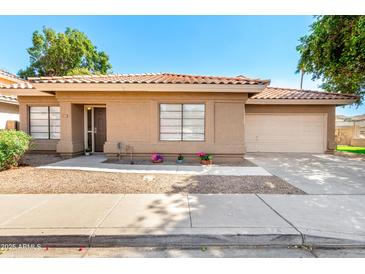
<box><xmin>1</xmin><ymin>194</ymin><xmax>365</xmax><ymax>247</ymax></box>
<box><xmin>38</xmin><ymin>155</ymin><xmax>271</xmax><ymax>176</ymax></box>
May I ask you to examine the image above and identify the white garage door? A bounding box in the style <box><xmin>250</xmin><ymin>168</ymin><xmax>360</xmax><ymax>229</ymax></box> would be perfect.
<box><xmin>245</xmin><ymin>114</ymin><xmax>326</xmax><ymax>153</ymax></box>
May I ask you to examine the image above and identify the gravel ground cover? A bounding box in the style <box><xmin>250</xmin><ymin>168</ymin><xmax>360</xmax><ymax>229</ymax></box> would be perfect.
<box><xmin>20</xmin><ymin>153</ymin><xmax>63</xmax><ymax>166</ymax></box>
<box><xmin>0</xmin><ymin>168</ymin><xmax>304</xmax><ymax>194</ymax></box>
<box><xmin>0</xmin><ymin>154</ymin><xmax>304</xmax><ymax>194</ymax></box>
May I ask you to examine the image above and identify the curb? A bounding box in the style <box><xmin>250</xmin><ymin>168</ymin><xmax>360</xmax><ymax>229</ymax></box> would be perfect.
<box><xmin>2</xmin><ymin>233</ymin><xmax>365</xmax><ymax>248</ymax></box>
<box><xmin>304</xmin><ymin>235</ymin><xmax>365</xmax><ymax>248</ymax></box>
<box><xmin>90</xmin><ymin>233</ymin><xmax>302</xmax><ymax>247</ymax></box>
<box><xmin>0</xmin><ymin>235</ymin><xmax>90</xmax><ymax>248</ymax></box>
<box><xmin>0</xmin><ymin>233</ymin><xmax>301</xmax><ymax>248</ymax></box>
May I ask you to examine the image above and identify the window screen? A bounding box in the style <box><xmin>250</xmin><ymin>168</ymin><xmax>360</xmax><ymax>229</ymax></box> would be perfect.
<box><xmin>160</xmin><ymin>104</ymin><xmax>205</xmax><ymax>141</ymax></box>
<box><xmin>29</xmin><ymin>106</ymin><xmax>60</xmax><ymax>139</ymax></box>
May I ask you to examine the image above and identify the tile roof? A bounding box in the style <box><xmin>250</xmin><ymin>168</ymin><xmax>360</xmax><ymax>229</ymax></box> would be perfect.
<box><xmin>0</xmin><ymin>72</ymin><xmax>359</xmax><ymax>103</ymax></box>
<box><xmin>0</xmin><ymin>82</ymin><xmax>34</xmax><ymax>89</ymax></box>
<box><xmin>0</xmin><ymin>69</ymin><xmax>26</xmax><ymax>83</ymax></box>
<box><xmin>336</xmin><ymin>114</ymin><xmax>365</xmax><ymax>122</ymax></box>
<box><xmin>250</xmin><ymin>87</ymin><xmax>359</xmax><ymax>100</ymax></box>
<box><xmin>0</xmin><ymin>95</ymin><xmax>18</xmax><ymax>104</ymax></box>
<box><xmin>0</xmin><ymin>69</ymin><xmax>31</xmax><ymax>89</ymax></box>
<box><xmin>28</xmin><ymin>73</ymin><xmax>270</xmax><ymax>85</ymax></box>
<box><xmin>352</xmin><ymin>115</ymin><xmax>365</xmax><ymax>121</ymax></box>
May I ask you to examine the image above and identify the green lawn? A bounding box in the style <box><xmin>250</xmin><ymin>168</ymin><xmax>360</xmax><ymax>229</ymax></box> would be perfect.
<box><xmin>337</xmin><ymin>145</ymin><xmax>365</xmax><ymax>154</ymax></box>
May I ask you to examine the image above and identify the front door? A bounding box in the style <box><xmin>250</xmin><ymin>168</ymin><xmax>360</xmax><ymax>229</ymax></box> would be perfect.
<box><xmin>94</xmin><ymin>108</ymin><xmax>106</xmax><ymax>152</ymax></box>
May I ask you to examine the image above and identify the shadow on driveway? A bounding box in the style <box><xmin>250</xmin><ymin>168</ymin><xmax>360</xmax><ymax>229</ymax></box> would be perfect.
<box><xmin>246</xmin><ymin>153</ymin><xmax>365</xmax><ymax>194</ymax></box>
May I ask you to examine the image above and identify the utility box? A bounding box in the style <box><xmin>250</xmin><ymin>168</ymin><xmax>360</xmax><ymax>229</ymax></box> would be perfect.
<box><xmin>5</xmin><ymin>120</ymin><xmax>19</xmax><ymax>130</ymax></box>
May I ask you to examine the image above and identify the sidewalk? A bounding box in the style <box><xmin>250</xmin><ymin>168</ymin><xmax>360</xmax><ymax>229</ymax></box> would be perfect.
<box><xmin>1</xmin><ymin>194</ymin><xmax>364</xmax><ymax>247</ymax></box>
<box><xmin>38</xmin><ymin>155</ymin><xmax>271</xmax><ymax>176</ymax></box>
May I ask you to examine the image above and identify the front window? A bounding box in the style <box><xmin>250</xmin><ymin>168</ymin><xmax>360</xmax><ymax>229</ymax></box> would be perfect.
<box><xmin>29</xmin><ymin>106</ymin><xmax>60</xmax><ymax>139</ymax></box>
<box><xmin>160</xmin><ymin>103</ymin><xmax>205</xmax><ymax>141</ymax></box>
<box><xmin>360</xmin><ymin>129</ymin><xmax>365</xmax><ymax>138</ymax></box>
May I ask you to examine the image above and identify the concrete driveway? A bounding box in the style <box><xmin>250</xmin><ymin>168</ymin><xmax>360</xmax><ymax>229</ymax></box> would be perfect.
<box><xmin>246</xmin><ymin>153</ymin><xmax>365</xmax><ymax>194</ymax></box>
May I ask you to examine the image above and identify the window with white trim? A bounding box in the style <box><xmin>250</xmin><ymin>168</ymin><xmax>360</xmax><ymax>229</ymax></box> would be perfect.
<box><xmin>160</xmin><ymin>104</ymin><xmax>205</xmax><ymax>141</ymax></box>
<box><xmin>360</xmin><ymin>128</ymin><xmax>365</xmax><ymax>138</ymax></box>
<box><xmin>29</xmin><ymin>106</ymin><xmax>60</xmax><ymax>139</ymax></box>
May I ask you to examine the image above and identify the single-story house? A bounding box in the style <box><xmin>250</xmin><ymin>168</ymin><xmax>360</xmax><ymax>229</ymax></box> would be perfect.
<box><xmin>336</xmin><ymin>114</ymin><xmax>365</xmax><ymax>147</ymax></box>
<box><xmin>0</xmin><ymin>69</ymin><xmax>22</xmax><ymax>129</ymax></box>
<box><xmin>0</xmin><ymin>73</ymin><xmax>358</xmax><ymax>161</ymax></box>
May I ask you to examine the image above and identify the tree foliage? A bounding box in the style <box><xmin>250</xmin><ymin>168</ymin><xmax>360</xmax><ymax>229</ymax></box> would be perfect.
<box><xmin>297</xmin><ymin>16</ymin><xmax>365</xmax><ymax>104</ymax></box>
<box><xmin>19</xmin><ymin>27</ymin><xmax>112</xmax><ymax>78</ymax></box>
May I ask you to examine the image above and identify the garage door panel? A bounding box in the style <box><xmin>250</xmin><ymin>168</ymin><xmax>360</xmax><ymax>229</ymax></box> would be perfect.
<box><xmin>245</xmin><ymin>114</ymin><xmax>325</xmax><ymax>153</ymax></box>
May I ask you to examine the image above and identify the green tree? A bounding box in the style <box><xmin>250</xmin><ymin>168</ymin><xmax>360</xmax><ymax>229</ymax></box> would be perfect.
<box><xmin>19</xmin><ymin>27</ymin><xmax>112</xmax><ymax>78</ymax></box>
<box><xmin>297</xmin><ymin>16</ymin><xmax>365</xmax><ymax>104</ymax></box>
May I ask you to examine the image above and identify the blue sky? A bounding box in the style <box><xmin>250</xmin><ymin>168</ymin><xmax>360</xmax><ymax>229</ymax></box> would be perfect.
<box><xmin>0</xmin><ymin>16</ymin><xmax>363</xmax><ymax>115</ymax></box>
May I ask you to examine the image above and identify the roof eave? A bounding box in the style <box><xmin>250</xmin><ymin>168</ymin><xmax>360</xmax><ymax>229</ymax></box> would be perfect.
<box><xmin>0</xmin><ymin>89</ymin><xmax>52</xmax><ymax>97</ymax></box>
<box><xmin>246</xmin><ymin>98</ymin><xmax>356</xmax><ymax>105</ymax></box>
<box><xmin>31</xmin><ymin>83</ymin><xmax>268</xmax><ymax>93</ymax></box>
<box><xmin>0</xmin><ymin>99</ymin><xmax>18</xmax><ymax>105</ymax></box>
<box><xmin>0</xmin><ymin>75</ymin><xmax>22</xmax><ymax>84</ymax></box>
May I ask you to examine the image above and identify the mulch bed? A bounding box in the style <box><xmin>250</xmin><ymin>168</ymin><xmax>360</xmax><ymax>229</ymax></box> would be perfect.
<box><xmin>104</xmin><ymin>158</ymin><xmax>257</xmax><ymax>167</ymax></box>
<box><xmin>20</xmin><ymin>153</ymin><xmax>63</xmax><ymax>167</ymax></box>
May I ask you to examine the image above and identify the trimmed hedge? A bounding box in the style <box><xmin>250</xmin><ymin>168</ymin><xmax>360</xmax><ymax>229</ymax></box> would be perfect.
<box><xmin>0</xmin><ymin>130</ymin><xmax>31</xmax><ymax>171</ymax></box>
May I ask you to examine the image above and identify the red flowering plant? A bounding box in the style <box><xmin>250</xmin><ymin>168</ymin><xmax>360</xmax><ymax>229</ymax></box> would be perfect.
<box><xmin>196</xmin><ymin>152</ymin><xmax>212</xmax><ymax>161</ymax></box>
<box><xmin>151</xmin><ymin>153</ymin><xmax>163</xmax><ymax>163</ymax></box>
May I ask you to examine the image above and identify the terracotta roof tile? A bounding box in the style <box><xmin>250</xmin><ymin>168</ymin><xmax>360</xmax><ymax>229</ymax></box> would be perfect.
<box><xmin>0</xmin><ymin>69</ymin><xmax>26</xmax><ymax>83</ymax></box>
<box><xmin>0</xmin><ymin>72</ymin><xmax>359</xmax><ymax>102</ymax></box>
<box><xmin>251</xmin><ymin>87</ymin><xmax>359</xmax><ymax>100</ymax></box>
<box><xmin>0</xmin><ymin>82</ymin><xmax>34</xmax><ymax>89</ymax></box>
<box><xmin>0</xmin><ymin>94</ymin><xmax>18</xmax><ymax>104</ymax></box>
<box><xmin>28</xmin><ymin>73</ymin><xmax>270</xmax><ymax>85</ymax></box>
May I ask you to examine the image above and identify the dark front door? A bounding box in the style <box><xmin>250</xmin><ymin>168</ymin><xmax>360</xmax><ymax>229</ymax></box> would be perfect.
<box><xmin>94</xmin><ymin>108</ymin><xmax>106</xmax><ymax>152</ymax></box>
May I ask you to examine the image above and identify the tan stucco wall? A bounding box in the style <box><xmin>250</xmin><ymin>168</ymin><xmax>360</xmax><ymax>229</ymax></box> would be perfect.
<box><xmin>56</xmin><ymin>102</ymin><xmax>84</xmax><ymax>154</ymax></box>
<box><xmin>336</xmin><ymin>127</ymin><xmax>353</xmax><ymax>145</ymax></box>
<box><xmin>245</xmin><ymin>104</ymin><xmax>336</xmax><ymax>152</ymax></box>
<box><xmin>18</xmin><ymin>95</ymin><xmax>59</xmax><ymax>151</ymax></box>
<box><xmin>336</xmin><ymin>125</ymin><xmax>365</xmax><ymax>146</ymax></box>
<box><xmin>214</xmin><ymin>102</ymin><xmax>245</xmax><ymax>145</ymax></box>
<box><xmin>351</xmin><ymin>138</ymin><xmax>365</xmax><ymax>147</ymax></box>
<box><xmin>18</xmin><ymin>91</ymin><xmax>339</xmax><ymax>157</ymax></box>
<box><xmin>53</xmin><ymin>91</ymin><xmax>248</xmax><ymax>159</ymax></box>
<box><xmin>0</xmin><ymin>102</ymin><xmax>19</xmax><ymax>129</ymax></box>
<box><xmin>0</xmin><ymin>102</ymin><xmax>18</xmax><ymax>114</ymax></box>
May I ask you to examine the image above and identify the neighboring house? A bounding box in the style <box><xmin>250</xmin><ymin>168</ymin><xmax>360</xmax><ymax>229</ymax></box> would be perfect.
<box><xmin>0</xmin><ymin>73</ymin><xmax>358</xmax><ymax>161</ymax></box>
<box><xmin>0</xmin><ymin>69</ymin><xmax>23</xmax><ymax>129</ymax></box>
<box><xmin>336</xmin><ymin>114</ymin><xmax>365</xmax><ymax>147</ymax></box>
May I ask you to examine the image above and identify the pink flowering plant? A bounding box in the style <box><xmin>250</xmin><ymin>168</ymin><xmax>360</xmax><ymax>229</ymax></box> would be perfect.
<box><xmin>196</xmin><ymin>152</ymin><xmax>212</xmax><ymax>161</ymax></box>
<box><xmin>151</xmin><ymin>153</ymin><xmax>163</xmax><ymax>162</ymax></box>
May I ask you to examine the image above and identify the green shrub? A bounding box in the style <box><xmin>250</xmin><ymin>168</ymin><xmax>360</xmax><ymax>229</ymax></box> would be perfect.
<box><xmin>0</xmin><ymin>130</ymin><xmax>32</xmax><ymax>171</ymax></box>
